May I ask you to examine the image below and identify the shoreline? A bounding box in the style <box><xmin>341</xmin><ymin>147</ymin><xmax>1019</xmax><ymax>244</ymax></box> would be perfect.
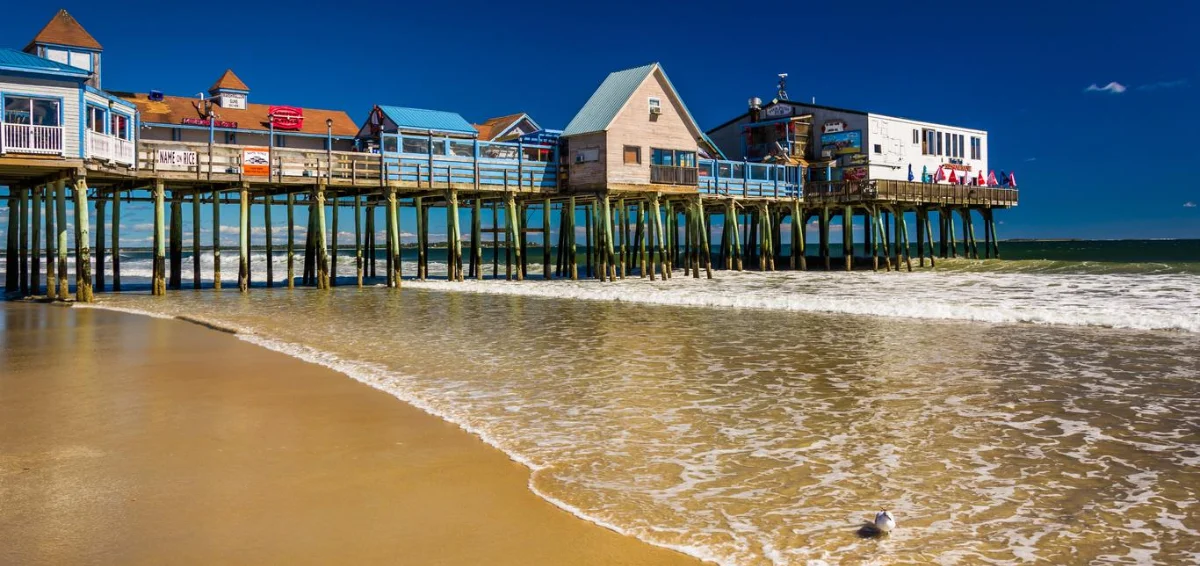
<box><xmin>0</xmin><ymin>302</ymin><xmax>701</xmax><ymax>565</ymax></box>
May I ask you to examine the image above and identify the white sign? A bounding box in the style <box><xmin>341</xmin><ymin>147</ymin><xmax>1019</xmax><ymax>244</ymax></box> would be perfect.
<box><xmin>764</xmin><ymin>104</ymin><xmax>793</xmax><ymax>118</ymax></box>
<box><xmin>822</xmin><ymin>120</ymin><xmax>847</xmax><ymax>134</ymax></box>
<box><xmin>157</xmin><ymin>149</ymin><xmax>197</xmax><ymax>166</ymax></box>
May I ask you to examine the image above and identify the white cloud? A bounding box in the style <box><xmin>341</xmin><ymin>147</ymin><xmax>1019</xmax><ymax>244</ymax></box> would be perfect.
<box><xmin>1024</xmin><ymin>157</ymin><xmax>1037</xmax><ymax>162</ymax></box>
<box><xmin>1184</xmin><ymin>201</ymin><xmax>1197</xmax><ymax>208</ymax></box>
<box><xmin>1137</xmin><ymin>80</ymin><xmax>1187</xmax><ymax>91</ymax></box>
<box><xmin>1085</xmin><ymin>82</ymin><xmax>1127</xmax><ymax>94</ymax></box>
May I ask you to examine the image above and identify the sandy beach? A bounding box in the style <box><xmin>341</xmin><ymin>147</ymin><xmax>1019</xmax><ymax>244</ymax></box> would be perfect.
<box><xmin>0</xmin><ymin>302</ymin><xmax>697</xmax><ymax>565</ymax></box>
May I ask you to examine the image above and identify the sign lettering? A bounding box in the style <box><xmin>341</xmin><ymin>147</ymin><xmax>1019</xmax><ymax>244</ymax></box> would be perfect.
<box><xmin>822</xmin><ymin>120</ymin><xmax>847</xmax><ymax>134</ymax></box>
<box><xmin>268</xmin><ymin>106</ymin><xmax>304</xmax><ymax>131</ymax></box>
<box><xmin>156</xmin><ymin>149</ymin><xmax>197</xmax><ymax>167</ymax></box>
<box><xmin>764</xmin><ymin>104</ymin><xmax>793</xmax><ymax>118</ymax></box>
<box><xmin>182</xmin><ymin>117</ymin><xmax>238</xmax><ymax>128</ymax></box>
<box><xmin>242</xmin><ymin>147</ymin><xmax>270</xmax><ymax>176</ymax></box>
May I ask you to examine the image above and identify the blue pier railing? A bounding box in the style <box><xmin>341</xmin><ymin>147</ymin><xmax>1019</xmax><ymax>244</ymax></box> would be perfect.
<box><xmin>379</xmin><ymin>133</ymin><xmax>558</xmax><ymax>191</ymax></box>
<box><xmin>697</xmin><ymin>159</ymin><xmax>802</xmax><ymax>198</ymax></box>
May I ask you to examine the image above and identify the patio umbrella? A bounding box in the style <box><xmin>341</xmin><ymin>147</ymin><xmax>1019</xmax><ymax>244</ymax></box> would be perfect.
<box><xmin>908</xmin><ymin>164</ymin><xmax>914</xmax><ymax>182</ymax></box>
<box><xmin>987</xmin><ymin>170</ymin><xmax>998</xmax><ymax>186</ymax></box>
<box><xmin>921</xmin><ymin>165</ymin><xmax>929</xmax><ymax>183</ymax></box>
<box><xmin>999</xmin><ymin>171</ymin><xmax>1008</xmax><ymax>187</ymax></box>
<box><xmin>977</xmin><ymin>170</ymin><xmax>986</xmax><ymax>186</ymax></box>
<box><xmin>1008</xmin><ymin>172</ymin><xmax>1017</xmax><ymax>188</ymax></box>
<box><xmin>947</xmin><ymin>169</ymin><xmax>958</xmax><ymax>184</ymax></box>
<box><xmin>933</xmin><ymin>166</ymin><xmax>945</xmax><ymax>182</ymax></box>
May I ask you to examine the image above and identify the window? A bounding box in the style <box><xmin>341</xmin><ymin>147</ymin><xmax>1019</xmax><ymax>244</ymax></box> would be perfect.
<box><xmin>68</xmin><ymin>51</ymin><xmax>91</xmax><ymax>71</ymax></box>
<box><xmin>651</xmin><ymin>148</ymin><xmax>695</xmax><ymax>167</ymax></box>
<box><xmin>937</xmin><ymin>132</ymin><xmax>943</xmax><ymax>155</ymax></box>
<box><xmin>574</xmin><ymin>148</ymin><xmax>599</xmax><ymax>163</ymax></box>
<box><xmin>922</xmin><ymin>128</ymin><xmax>936</xmax><ymax>155</ymax></box>
<box><xmin>648</xmin><ymin>97</ymin><xmax>662</xmax><ymax>114</ymax></box>
<box><xmin>913</xmin><ymin>129</ymin><xmax>919</xmax><ymax>144</ymax></box>
<box><xmin>225</xmin><ymin>131</ymin><xmax>238</xmax><ymax>145</ymax></box>
<box><xmin>623</xmin><ymin>145</ymin><xmax>641</xmax><ymax>164</ymax></box>
<box><xmin>111</xmin><ymin>113</ymin><xmax>130</xmax><ymax>140</ymax></box>
<box><xmin>3</xmin><ymin>96</ymin><xmax>60</xmax><ymax>127</ymax></box>
<box><xmin>970</xmin><ymin>136</ymin><xmax>981</xmax><ymax>160</ymax></box>
<box><xmin>46</xmin><ymin>48</ymin><xmax>69</xmax><ymax>65</ymax></box>
<box><xmin>86</xmin><ymin>105</ymin><xmax>106</xmax><ymax>133</ymax></box>
<box><xmin>873</xmin><ymin>144</ymin><xmax>882</xmax><ymax>154</ymax></box>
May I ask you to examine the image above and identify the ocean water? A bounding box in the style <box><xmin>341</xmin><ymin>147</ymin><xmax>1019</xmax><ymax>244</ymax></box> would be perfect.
<box><xmin>9</xmin><ymin>240</ymin><xmax>1200</xmax><ymax>564</ymax></box>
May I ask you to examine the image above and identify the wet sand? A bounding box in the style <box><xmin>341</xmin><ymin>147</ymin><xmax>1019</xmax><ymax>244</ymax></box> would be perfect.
<box><xmin>0</xmin><ymin>303</ymin><xmax>698</xmax><ymax>565</ymax></box>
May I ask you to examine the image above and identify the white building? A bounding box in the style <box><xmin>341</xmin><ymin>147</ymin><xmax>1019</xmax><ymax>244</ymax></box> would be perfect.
<box><xmin>707</xmin><ymin>99</ymin><xmax>988</xmax><ymax>184</ymax></box>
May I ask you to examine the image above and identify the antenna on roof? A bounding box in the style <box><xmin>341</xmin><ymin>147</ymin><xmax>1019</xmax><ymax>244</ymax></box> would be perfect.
<box><xmin>777</xmin><ymin>73</ymin><xmax>789</xmax><ymax>101</ymax></box>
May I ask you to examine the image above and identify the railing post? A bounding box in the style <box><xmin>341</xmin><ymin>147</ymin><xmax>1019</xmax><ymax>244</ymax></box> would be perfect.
<box><xmin>473</xmin><ymin>138</ymin><xmax>481</xmax><ymax>191</ymax></box>
<box><xmin>517</xmin><ymin>138</ymin><xmax>524</xmax><ymax>193</ymax></box>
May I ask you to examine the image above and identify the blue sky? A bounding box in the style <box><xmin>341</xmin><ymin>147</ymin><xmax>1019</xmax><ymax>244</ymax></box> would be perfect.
<box><xmin>2</xmin><ymin>0</ymin><xmax>1198</xmax><ymax>241</ymax></box>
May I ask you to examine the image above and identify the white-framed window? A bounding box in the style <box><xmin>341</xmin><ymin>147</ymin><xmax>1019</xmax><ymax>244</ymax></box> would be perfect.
<box><xmin>912</xmin><ymin>129</ymin><xmax>919</xmax><ymax>144</ymax></box>
<box><xmin>648</xmin><ymin>97</ymin><xmax>662</xmax><ymax>114</ymax></box>
<box><xmin>86</xmin><ymin>105</ymin><xmax>107</xmax><ymax>133</ymax></box>
<box><xmin>46</xmin><ymin>48</ymin><xmax>69</xmax><ymax>65</ymax></box>
<box><xmin>873</xmin><ymin>144</ymin><xmax>882</xmax><ymax>154</ymax></box>
<box><xmin>3</xmin><ymin>96</ymin><xmax>60</xmax><ymax>126</ymax></box>
<box><xmin>970</xmin><ymin>136</ymin><xmax>981</xmax><ymax>160</ymax></box>
<box><xmin>574</xmin><ymin>148</ymin><xmax>599</xmax><ymax>163</ymax></box>
<box><xmin>110</xmin><ymin>113</ymin><xmax>131</xmax><ymax>140</ymax></box>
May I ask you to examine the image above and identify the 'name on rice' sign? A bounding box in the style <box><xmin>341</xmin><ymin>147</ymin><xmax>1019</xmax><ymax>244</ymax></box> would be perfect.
<box><xmin>156</xmin><ymin>149</ymin><xmax>197</xmax><ymax>167</ymax></box>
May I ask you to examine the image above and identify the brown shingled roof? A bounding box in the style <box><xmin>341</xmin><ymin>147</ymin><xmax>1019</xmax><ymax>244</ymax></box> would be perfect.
<box><xmin>472</xmin><ymin>113</ymin><xmax>528</xmax><ymax>141</ymax></box>
<box><xmin>116</xmin><ymin>92</ymin><xmax>359</xmax><ymax>137</ymax></box>
<box><xmin>209</xmin><ymin>69</ymin><xmax>249</xmax><ymax>93</ymax></box>
<box><xmin>26</xmin><ymin>9</ymin><xmax>102</xmax><ymax>51</ymax></box>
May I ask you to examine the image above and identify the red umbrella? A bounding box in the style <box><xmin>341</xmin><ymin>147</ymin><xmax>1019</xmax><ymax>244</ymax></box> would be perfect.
<box><xmin>933</xmin><ymin>166</ymin><xmax>946</xmax><ymax>182</ymax></box>
<box><xmin>977</xmin><ymin>171</ymin><xmax>985</xmax><ymax>186</ymax></box>
<box><xmin>1008</xmin><ymin>172</ymin><xmax>1017</xmax><ymax>187</ymax></box>
<box><xmin>948</xmin><ymin>169</ymin><xmax>959</xmax><ymax>184</ymax></box>
<box><xmin>987</xmin><ymin>170</ymin><xmax>998</xmax><ymax>186</ymax></box>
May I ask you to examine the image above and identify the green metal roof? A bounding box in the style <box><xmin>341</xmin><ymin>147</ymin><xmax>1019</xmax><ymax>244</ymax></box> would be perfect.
<box><xmin>0</xmin><ymin>48</ymin><xmax>89</xmax><ymax>77</ymax></box>
<box><xmin>562</xmin><ymin>63</ymin><xmax>657</xmax><ymax>137</ymax></box>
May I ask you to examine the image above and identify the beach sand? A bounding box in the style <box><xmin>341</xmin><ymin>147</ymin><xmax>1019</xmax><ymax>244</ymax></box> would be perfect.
<box><xmin>0</xmin><ymin>303</ymin><xmax>698</xmax><ymax>565</ymax></box>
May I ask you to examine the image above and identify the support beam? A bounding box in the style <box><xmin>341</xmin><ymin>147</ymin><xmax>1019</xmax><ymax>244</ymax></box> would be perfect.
<box><xmin>5</xmin><ymin>190</ymin><xmax>18</xmax><ymax>293</ymax></box>
<box><xmin>94</xmin><ymin>193</ymin><xmax>104</xmax><ymax>292</ymax></box>
<box><xmin>212</xmin><ymin>188</ymin><xmax>221</xmax><ymax>290</ymax></box>
<box><xmin>31</xmin><ymin>186</ymin><xmax>42</xmax><ymax>295</ymax></box>
<box><xmin>264</xmin><ymin>194</ymin><xmax>274</xmax><ymax>287</ymax></box>
<box><xmin>169</xmin><ymin>194</ymin><xmax>182</xmax><ymax>290</ymax></box>
<box><xmin>355</xmin><ymin>194</ymin><xmax>364</xmax><ymax>287</ymax></box>
<box><xmin>387</xmin><ymin>188</ymin><xmax>402</xmax><ymax>287</ymax></box>
<box><xmin>473</xmin><ymin>197</ymin><xmax>483</xmax><ymax>280</ymax></box>
<box><xmin>543</xmin><ymin>197</ymin><xmax>552</xmax><ymax>280</ymax></box>
<box><xmin>316</xmin><ymin>185</ymin><xmax>329</xmax><ymax>289</ymax></box>
<box><xmin>151</xmin><ymin>180</ymin><xmax>166</xmax><ymax>296</ymax></box>
<box><xmin>415</xmin><ymin>196</ymin><xmax>426</xmax><ymax>281</ymax></box>
<box><xmin>19</xmin><ymin>187</ymin><xmax>28</xmax><ymax>295</ymax></box>
<box><xmin>238</xmin><ymin>184</ymin><xmax>250</xmax><ymax>292</ymax></box>
<box><xmin>190</xmin><ymin>192</ymin><xmax>200</xmax><ymax>289</ymax></box>
<box><xmin>329</xmin><ymin>192</ymin><xmax>338</xmax><ymax>286</ymax></box>
<box><xmin>842</xmin><ymin>205</ymin><xmax>853</xmax><ymax>271</ymax></box>
<box><xmin>46</xmin><ymin>184</ymin><xmax>57</xmax><ymax>297</ymax></box>
<box><xmin>73</xmin><ymin>179</ymin><xmax>93</xmax><ymax>302</ymax></box>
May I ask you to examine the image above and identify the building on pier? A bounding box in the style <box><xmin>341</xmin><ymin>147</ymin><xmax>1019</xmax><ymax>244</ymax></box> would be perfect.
<box><xmin>562</xmin><ymin>63</ymin><xmax>800</xmax><ymax>198</ymax></box>
<box><xmin>707</xmin><ymin>99</ymin><xmax>989</xmax><ymax>186</ymax></box>
<box><xmin>116</xmin><ymin>69</ymin><xmax>358</xmax><ymax>152</ymax></box>
<box><xmin>1</xmin><ymin>10</ymin><xmax>138</xmax><ymax>171</ymax></box>
<box><xmin>472</xmin><ymin>113</ymin><xmax>541</xmax><ymax>142</ymax></box>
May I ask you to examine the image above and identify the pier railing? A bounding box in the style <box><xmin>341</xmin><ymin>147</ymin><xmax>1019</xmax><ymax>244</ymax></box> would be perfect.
<box><xmin>697</xmin><ymin>159</ymin><xmax>801</xmax><ymax>199</ymax></box>
<box><xmin>804</xmin><ymin>179</ymin><xmax>1018</xmax><ymax>207</ymax></box>
<box><xmin>138</xmin><ymin>141</ymin><xmax>384</xmax><ymax>182</ymax></box>
<box><xmin>650</xmin><ymin>164</ymin><xmax>699</xmax><ymax>185</ymax></box>
<box><xmin>1</xmin><ymin>123</ymin><xmax>64</xmax><ymax>156</ymax></box>
<box><xmin>380</xmin><ymin>133</ymin><xmax>557</xmax><ymax>191</ymax></box>
<box><xmin>86</xmin><ymin>130</ymin><xmax>135</xmax><ymax>166</ymax></box>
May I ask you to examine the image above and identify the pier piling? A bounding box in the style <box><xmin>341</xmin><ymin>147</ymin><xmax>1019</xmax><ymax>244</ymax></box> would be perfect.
<box><xmin>151</xmin><ymin>180</ymin><xmax>166</xmax><ymax>296</ymax></box>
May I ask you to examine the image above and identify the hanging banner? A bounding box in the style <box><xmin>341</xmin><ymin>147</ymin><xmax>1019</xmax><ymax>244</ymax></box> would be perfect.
<box><xmin>820</xmin><ymin>130</ymin><xmax>862</xmax><ymax>156</ymax></box>
<box><xmin>242</xmin><ymin>147</ymin><xmax>270</xmax><ymax>176</ymax></box>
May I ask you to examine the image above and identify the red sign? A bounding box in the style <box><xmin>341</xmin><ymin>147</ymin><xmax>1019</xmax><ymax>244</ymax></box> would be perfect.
<box><xmin>269</xmin><ymin>106</ymin><xmax>304</xmax><ymax>130</ymax></box>
<box><xmin>182</xmin><ymin>117</ymin><xmax>238</xmax><ymax>128</ymax></box>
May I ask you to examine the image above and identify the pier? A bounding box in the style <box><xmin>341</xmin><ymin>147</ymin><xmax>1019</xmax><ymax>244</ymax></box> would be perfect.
<box><xmin>2</xmin><ymin>11</ymin><xmax>1018</xmax><ymax>302</ymax></box>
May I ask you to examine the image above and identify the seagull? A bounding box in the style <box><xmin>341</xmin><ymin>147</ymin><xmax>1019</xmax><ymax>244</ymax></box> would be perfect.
<box><xmin>874</xmin><ymin>510</ymin><xmax>896</xmax><ymax>533</ymax></box>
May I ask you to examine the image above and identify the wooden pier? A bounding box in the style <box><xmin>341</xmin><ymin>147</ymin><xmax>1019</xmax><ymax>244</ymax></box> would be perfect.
<box><xmin>0</xmin><ymin>14</ymin><xmax>1018</xmax><ymax>302</ymax></box>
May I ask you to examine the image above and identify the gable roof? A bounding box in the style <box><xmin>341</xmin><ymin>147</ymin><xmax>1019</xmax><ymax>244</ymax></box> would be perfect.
<box><xmin>0</xmin><ymin>47</ymin><xmax>90</xmax><ymax>77</ymax></box>
<box><xmin>115</xmin><ymin>91</ymin><xmax>359</xmax><ymax>137</ymax></box>
<box><xmin>209</xmin><ymin>69</ymin><xmax>249</xmax><ymax>93</ymax></box>
<box><xmin>473</xmin><ymin>113</ymin><xmax>539</xmax><ymax>141</ymax></box>
<box><xmin>26</xmin><ymin>9</ymin><xmax>102</xmax><ymax>51</ymax></box>
<box><xmin>561</xmin><ymin>62</ymin><xmax>725</xmax><ymax>159</ymax></box>
<box><xmin>378</xmin><ymin>106</ymin><xmax>476</xmax><ymax>135</ymax></box>
<box><xmin>562</xmin><ymin>63</ymin><xmax>657</xmax><ymax>137</ymax></box>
